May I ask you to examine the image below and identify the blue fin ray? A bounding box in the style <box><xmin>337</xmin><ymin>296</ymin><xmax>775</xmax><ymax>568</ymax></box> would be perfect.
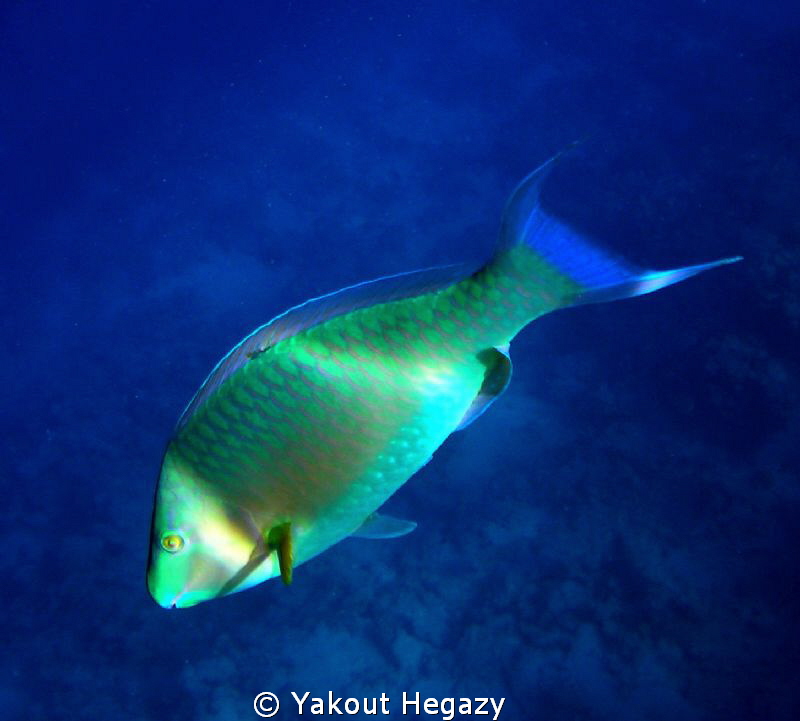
<box><xmin>499</xmin><ymin>154</ymin><xmax>742</xmax><ymax>307</ymax></box>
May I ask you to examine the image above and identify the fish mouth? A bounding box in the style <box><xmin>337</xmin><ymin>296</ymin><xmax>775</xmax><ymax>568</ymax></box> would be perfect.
<box><xmin>147</xmin><ymin>574</ymin><xmax>180</xmax><ymax>609</ymax></box>
<box><xmin>154</xmin><ymin>594</ymin><xmax>189</xmax><ymax>609</ymax></box>
<box><xmin>151</xmin><ymin>592</ymin><xmax>182</xmax><ymax>609</ymax></box>
<box><xmin>165</xmin><ymin>589</ymin><xmax>210</xmax><ymax>609</ymax></box>
<box><xmin>166</xmin><ymin>592</ymin><xmax>192</xmax><ymax>609</ymax></box>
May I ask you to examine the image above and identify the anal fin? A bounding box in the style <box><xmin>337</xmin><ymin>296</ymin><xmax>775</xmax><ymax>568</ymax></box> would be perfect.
<box><xmin>352</xmin><ymin>512</ymin><xmax>417</xmax><ymax>539</ymax></box>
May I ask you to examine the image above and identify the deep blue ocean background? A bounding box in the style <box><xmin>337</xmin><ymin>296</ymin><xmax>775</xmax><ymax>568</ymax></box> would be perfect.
<box><xmin>2</xmin><ymin>2</ymin><xmax>798</xmax><ymax>719</ymax></box>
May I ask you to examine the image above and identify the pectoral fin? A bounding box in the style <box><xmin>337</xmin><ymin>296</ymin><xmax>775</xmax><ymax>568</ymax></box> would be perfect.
<box><xmin>266</xmin><ymin>522</ymin><xmax>294</xmax><ymax>585</ymax></box>
<box><xmin>456</xmin><ymin>346</ymin><xmax>512</xmax><ymax>430</ymax></box>
<box><xmin>352</xmin><ymin>512</ymin><xmax>417</xmax><ymax>539</ymax></box>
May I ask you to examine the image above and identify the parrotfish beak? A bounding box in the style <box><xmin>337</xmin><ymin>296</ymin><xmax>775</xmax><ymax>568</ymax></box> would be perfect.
<box><xmin>146</xmin><ymin>564</ymin><xmax>219</xmax><ymax>609</ymax></box>
<box><xmin>146</xmin><ymin>560</ymin><xmax>183</xmax><ymax>608</ymax></box>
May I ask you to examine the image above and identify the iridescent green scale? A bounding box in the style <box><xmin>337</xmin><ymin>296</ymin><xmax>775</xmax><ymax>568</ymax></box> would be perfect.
<box><xmin>147</xmin><ymin>154</ymin><xmax>739</xmax><ymax>608</ymax></box>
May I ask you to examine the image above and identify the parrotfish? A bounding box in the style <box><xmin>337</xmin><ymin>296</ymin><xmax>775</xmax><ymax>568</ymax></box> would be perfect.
<box><xmin>147</xmin><ymin>156</ymin><xmax>739</xmax><ymax>608</ymax></box>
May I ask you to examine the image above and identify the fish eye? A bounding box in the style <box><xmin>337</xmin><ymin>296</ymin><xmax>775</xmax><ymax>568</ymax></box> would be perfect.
<box><xmin>160</xmin><ymin>532</ymin><xmax>185</xmax><ymax>553</ymax></box>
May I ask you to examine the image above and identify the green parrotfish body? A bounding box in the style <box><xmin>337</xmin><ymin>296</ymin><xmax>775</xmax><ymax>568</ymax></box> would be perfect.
<box><xmin>146</xmin><ymin>157</ymin><xmax>739</xmax><ymax>608</ymax></box>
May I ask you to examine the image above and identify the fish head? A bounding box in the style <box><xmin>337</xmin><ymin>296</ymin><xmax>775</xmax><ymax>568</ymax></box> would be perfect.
<box><xmin>146</xmin><ymin>454</ymin><xmax>268</xmax><ymax>608</ymax></box>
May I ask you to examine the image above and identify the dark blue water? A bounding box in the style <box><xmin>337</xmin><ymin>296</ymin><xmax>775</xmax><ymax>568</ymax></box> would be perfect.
<box><xmin>3</xmin><ymin>2</ymin><xmax>798</xmax><ymax>719</ymax></box>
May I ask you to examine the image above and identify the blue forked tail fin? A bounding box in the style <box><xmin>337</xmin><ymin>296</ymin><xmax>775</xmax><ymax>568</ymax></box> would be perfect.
<box><xmin>497</xmin><ymin>154</ymin><xmax>742</xmax><ymax>309</ymax></box>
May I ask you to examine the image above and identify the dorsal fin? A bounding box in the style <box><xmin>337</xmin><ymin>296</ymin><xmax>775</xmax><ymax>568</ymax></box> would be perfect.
<box><xmin>176</xmin><ymin>262</ymin><xmax>477</xmax><ymax>430</ymax></box>
<box><xmin>456</xmin><ymin>346</ymin><xmax>512</xmax><ymax>430</ymax></box>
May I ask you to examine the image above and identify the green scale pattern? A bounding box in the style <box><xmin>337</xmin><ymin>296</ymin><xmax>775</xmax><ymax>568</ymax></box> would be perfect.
<box><xmin>166</xmin><ymin>243</ymin><xmax>566</xmax><ymax>565</ymax></box>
